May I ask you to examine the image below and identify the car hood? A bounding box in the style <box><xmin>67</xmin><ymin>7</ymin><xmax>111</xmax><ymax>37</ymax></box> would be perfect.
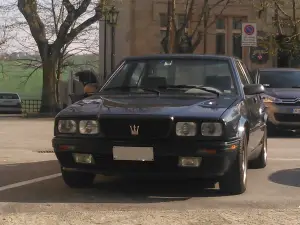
<box><xmin>265</xmin><ymin>88</ymin><xmax>300</xmax><ymax>99</ymax></box>
<box><xmin>58</xmin><ymin>94</ymin><xmax>238</xmax><ymax>119</ymax></box>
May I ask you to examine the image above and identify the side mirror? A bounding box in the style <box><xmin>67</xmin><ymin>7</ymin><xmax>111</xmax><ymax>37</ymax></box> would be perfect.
<box><xmin>244</xmin><ymin>84</ymin><xmax>265</xmax><ymax>95</ymax></box>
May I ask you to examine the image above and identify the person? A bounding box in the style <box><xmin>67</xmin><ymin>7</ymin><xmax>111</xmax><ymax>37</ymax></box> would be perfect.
<box><xmin>84</xmin><ymin>83</ymin><xmax>98</xmax><ymax>96</ymax></box>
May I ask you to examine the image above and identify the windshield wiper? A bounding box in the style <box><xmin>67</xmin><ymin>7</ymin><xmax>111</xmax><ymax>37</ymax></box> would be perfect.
<box><xmin>159</xmin><ymin>85</ymin><xmax>221</xmax><ymax>96</ymax></box>
<box><xmin>292</xmin><ymin>85</ymin><xmax>300</xmax><ymax>88</ymax></box>
<box><xmin>102</xmin><ymin>86</ymin><xmax>160</xmax><ymax>95</ymax></box>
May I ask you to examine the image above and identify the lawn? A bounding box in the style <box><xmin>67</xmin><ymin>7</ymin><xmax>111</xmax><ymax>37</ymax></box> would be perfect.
<box><xmin>0</xmin><ymin>54</ymin><xmax>98</xmax><ymax>100</ymax></box>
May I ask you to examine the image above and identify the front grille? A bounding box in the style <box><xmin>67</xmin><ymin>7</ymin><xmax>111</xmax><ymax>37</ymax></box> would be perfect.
<box><xmin>276</xmin><ymin>102</ymin><xmax>300</xmax><ymax>106</ymax></box>
<box><xmin>274</xmin><ymin>113</ymin><xmax>300</xmax><ymax>122</ymax></box>
<box><xmin>99</xmin><ymin>117</ymin><xmax>172</xmax><ymax>139</ymax></box>
<box><xmin>276</xmin><ymin>98</ymin><xmax>300</xmax><ymax>106</ymax></box>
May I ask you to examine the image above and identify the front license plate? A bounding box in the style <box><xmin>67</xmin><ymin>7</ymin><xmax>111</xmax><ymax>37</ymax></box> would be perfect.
<box><xmin>112</xmin><ymin>146</ymin><xmax>154</xmax><ymax>161</ymax></box>
<box><xmin>293</xmin><ymin>108</ymin><xmax>300</xmax><ymax>114</ymax></box>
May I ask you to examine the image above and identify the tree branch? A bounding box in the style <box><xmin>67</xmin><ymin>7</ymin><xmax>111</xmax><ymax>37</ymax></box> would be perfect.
<box><xmin>63</xmin><ymin>6</ymin><xmax>102</xmax><ymax>45</ymax></box>
<box><xmin>51</xmin><ymin>0</ymin><xmax>59</xmax><ymax>35</ymax></box>
<box><xmin>55</xmin><ymin>0</ymin><xmax>88</xmax><ymax>45</ymax></box>
<box><xmin>17</xmin><ymin>0</ymin><xmax>47</xmax><ymax>44</ymax></box>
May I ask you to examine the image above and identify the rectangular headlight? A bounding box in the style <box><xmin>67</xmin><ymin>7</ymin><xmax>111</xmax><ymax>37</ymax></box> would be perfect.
<box><xmin>176</xmin><ymin>122</ymin><xmax>197</xmax><ymax>136</ymax></box>
<box><xmin>201</xmin><ymin>122</ymin><xmax>223</xmax><ymax>136</ymax></box>
<box><xmin>79</xmin><ymin>120</ymin><xmax>99</xmax><ymax>134</ymax></box>
<box><xmin>57</xmin><ymin>120</ymin><xmax>77</xmax><ymax>133</ymax></box>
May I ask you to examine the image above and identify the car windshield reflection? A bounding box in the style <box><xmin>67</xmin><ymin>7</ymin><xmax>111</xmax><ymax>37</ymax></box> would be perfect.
<box><xmin>259</xmin><ymin>71</ymin><xmax>300</xmax><ymax>88</ymax></box>
<box><xmin>101</xmin><ymin>58</ymin><xmax>236</xmax><ymax>96</ymax></box>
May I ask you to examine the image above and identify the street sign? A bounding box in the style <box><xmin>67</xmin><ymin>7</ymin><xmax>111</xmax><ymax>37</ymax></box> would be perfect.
<box><xmin>241</xmin><ymin>23</ymin><xmax>257</xmax><ymax>47</ymax></box>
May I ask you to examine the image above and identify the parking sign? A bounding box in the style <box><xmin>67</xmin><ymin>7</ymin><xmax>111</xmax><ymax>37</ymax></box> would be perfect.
<box><xmin>241</xmin><ymin>23</ymin><xmax>257</xmax><ymax>47</ymax></box>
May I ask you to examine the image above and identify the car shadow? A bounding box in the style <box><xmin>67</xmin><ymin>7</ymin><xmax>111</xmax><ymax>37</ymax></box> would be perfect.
<box><xmin>268</xmin><ymin>168</ymin><xmax>300</xmax><ymax>187</ymax></box>
<box><xmin>0</xmin><ymin>160</ymin><xmax>232</xmax><ymax>204</ymax></box>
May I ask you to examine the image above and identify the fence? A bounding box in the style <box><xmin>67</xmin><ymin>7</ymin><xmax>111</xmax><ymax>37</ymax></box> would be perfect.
<box><xmin>21</xmin><ymin>99</ymin><xmax>41</xmax><ymax>113</ymax></box>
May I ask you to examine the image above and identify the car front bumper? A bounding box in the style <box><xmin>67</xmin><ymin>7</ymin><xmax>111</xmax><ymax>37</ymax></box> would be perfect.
<box><xmin>52</xmin><ymin>137</ymin><xmax>240</xmax><ymax>179</ymax></box>
<box><xmin>265</xmin><ymin>103</ymin><xmax>300</xmax><ymax>130</ymax></box>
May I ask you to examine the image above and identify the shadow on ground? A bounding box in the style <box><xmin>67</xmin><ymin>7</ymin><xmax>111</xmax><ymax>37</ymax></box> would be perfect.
<box><xmin>268</xmin><ymin>130</ymin><xmax>300</xmax><ymax>139</ymax></box>
<box><xmin>269</xmin><ymin>168</ymin><xmax>300</xmax><ymax>187</ymax></box>
<box><xmin>0</xmin><ymin>160</ymin><xmax>231</xmax><ymax>204</ymax></box>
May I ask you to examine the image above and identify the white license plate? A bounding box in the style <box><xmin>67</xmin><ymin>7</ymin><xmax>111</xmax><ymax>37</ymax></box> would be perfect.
<box><xmin>293</xmin><ymin>108</ymin><xmax>300</xmax><ymax>114</ymax></box>
<box><xmin>112</xmin><ymin>146</ymin><xmax>154</xmax><ymax>161</ymax></box>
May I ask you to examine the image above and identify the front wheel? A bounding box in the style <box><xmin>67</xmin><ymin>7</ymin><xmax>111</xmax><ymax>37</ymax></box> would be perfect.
<box><xmin>219</xmin><ymin>132</ymin><xmax>248</xmax><ymax>195</ymax></box>
<box><xmin>61</xmin><ymin>168</ymin><xmax>96</xmax><ymax>188</ymax></box>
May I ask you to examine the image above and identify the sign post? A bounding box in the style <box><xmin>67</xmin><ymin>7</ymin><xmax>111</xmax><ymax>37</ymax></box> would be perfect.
<box><xmin>241</xmin><ymin>23</ymin><xmax>257</xmax><ymax>47</ymax></box>
<box><xmin>241</xmin><ymin>23</ymin><xmax>257</xmax><ymax>70</ymax></box>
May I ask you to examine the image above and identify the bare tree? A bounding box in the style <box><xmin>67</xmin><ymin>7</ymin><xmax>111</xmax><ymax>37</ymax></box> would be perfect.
<box><xmin>254</xmin><ymin>0</ymin><xmax>300</xmax><ymax>62</ymax></box>
<box><xmin>161</xmin><ymin>0</ymin><xmax>238</xmax><ymax>54</ymax></box>
<box><xmin>15</xmin><ymin>0</ymin><xmax>116</xmax><ymax>112</ymax></box>
<box><xmin>0</xmin><ymin>24</ymin><xmax>9</xmax><ymax>50</ymax></box>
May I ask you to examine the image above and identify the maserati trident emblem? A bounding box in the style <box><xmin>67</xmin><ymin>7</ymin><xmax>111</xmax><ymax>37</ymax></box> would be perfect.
<box><xmin>130</xmin><ymin>125</ymin><xmax>139</xmax><ymax>136</ymax></box>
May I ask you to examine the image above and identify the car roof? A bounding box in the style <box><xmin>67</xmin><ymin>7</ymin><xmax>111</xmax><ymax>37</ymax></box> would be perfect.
<box><xmin>258</xmin><ymin>68</ymin><xmax>300</xmax><ymax>72</ymax></box>
<box><xmin>123</xmin><ymin>54</ymin><xmax>239</xmax><ymax>61</ymax></box>
<box><xmin>0</xmin><ymin>92</ymin><xmax>19</xmax><ymax>95</ymax></box>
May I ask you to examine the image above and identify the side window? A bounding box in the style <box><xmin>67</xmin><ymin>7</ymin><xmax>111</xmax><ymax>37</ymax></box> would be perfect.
<box><xmin>235</xmin><ymin>61</ymin><xmax>249</xmax><ymax>85</ymax></box>
<box><xmin>239</xmin><ymin>61</ymin><xmax>253</xmax><ymax>83</ymax></box>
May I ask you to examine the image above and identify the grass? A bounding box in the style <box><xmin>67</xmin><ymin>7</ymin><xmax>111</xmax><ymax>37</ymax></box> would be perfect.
<box><xmin>0</xmin><ymin>54</ymin><xmax>98</xmax><ymax>100</ymax></box>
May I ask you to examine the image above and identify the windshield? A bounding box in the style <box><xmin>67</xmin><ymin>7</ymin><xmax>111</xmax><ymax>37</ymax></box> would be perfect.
<box><xmin>259</xmin><ymin>71</ymin><xmax>300</xmax><ymax>88</ymax></box>
<box><xmin>102</xmin><ymin>59</ymin><xmax>236</xmax><ymax>95</ymax></box>
<box><xmin>0</xmin><ymin>93</ymin><xmax>19</xmax><ymax>99</ymax></box>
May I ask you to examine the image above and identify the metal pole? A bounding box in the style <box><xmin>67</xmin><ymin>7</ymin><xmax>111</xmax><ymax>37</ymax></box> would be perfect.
<box><xmin>111</xmin><ymin>25</ymin><xmax>116</xmax><ymax>72</ymax></box>
<box><xmin>103</xmin><ymin>16</ymin><xmax>107</xmax><ymax>81</ymax></box>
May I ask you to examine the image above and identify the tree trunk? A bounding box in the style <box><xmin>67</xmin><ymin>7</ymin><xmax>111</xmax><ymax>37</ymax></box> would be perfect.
<box><xmin>39</xmin><ymin>57</ymin><xmax>58</xmax><ymax>113</ymax></box>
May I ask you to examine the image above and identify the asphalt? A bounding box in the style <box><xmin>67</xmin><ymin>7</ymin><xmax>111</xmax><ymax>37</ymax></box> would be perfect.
<box><xmin>0</xmin><ymin>119</ymin><xmax>300</xmax><ymax>224</ymax></box>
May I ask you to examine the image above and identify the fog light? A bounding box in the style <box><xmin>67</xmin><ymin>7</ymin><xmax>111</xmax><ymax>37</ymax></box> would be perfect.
<box><xmin>72</xmin><ymin>153</ymin><xmax>94</xmax><ymax>164</ymax></box>
<box><xmin>178</xmin><ymin>157</ymin><xmax>201</xmax><ymax>167</ymax></box>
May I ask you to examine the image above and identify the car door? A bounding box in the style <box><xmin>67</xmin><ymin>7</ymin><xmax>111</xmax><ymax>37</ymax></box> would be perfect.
<box><xmin>234</xmin><ymin>61</ymin><xmax>256</xmax><ymax>152</ymax></box>
<box><xmin>238</xmin><ymin>61</ymin><xmax>264</xmax><ymax>151</ymax></box>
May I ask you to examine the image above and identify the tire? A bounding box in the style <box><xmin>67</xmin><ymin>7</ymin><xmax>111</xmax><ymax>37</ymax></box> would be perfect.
<box><xmin>249</xmin><ymin>127</ymin><xmax>267</xmax><ymax>169</ymax></box>
<box><xmin>61</xmin><ymin>168</ymin><xmax>96</xmax><ymax>188</ymax></box>
<box><xmin>219</xmin><ymin>132</ymin><xmax>248</xmax><ymax>195</ymax></box>
<box><xmin>267</xmin><ymin>123</ymin><xmax>277</xmax><ymax>137</ymax></box>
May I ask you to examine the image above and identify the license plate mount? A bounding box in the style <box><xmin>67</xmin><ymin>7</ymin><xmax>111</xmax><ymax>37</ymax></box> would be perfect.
<box><xmin>112</xmin><ymin>146</ymin><xmax>154</xmax><ymax>161</ymax></box>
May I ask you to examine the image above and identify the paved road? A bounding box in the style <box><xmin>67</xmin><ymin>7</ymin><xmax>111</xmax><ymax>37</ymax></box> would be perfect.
<box><xmin>0</xmin><ymin>118</ymin><xmax>300</xmax><ymax>224</ymax></box>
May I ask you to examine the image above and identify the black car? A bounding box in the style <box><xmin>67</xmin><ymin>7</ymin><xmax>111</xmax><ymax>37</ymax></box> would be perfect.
<box><xmin>52</xmin><ymin>54</ymin><xmax>267</xmax><ymax>195</ymax></box>
<box><xmin>252</xmin><ymin>68</ymin><xmax>300</xmax><ymax>135</ymax></box>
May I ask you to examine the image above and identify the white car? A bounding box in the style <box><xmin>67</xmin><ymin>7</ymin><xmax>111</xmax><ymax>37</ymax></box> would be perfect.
<box><xmin>0</xmin><ymin>92</ymin><xmax>22</xmax><ymax>114</ymax></box>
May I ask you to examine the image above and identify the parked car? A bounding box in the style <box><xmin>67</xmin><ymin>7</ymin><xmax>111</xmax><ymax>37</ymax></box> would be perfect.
<box><xmin>0</xmin><ymin>92</ymin><xmax>22</xmax><ymax>114</ymax></box>
<box><xmin>52</xmin><ymin>54</ymin><xmax>267</xmax><ymax>195</ymax></box>
<box><xmin>252</xmin><ymin>68</ymin><xmax>300</xmax><ymax>135</ymax></box>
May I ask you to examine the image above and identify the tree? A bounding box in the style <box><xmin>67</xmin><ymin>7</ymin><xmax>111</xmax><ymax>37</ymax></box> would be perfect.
<box><xmin>161</xmin><ymin>0</ymin><xmax>238</xmax><ymax>54</ymax></box>
<box><xmin>254</xmin><ymin>0</ymin><xmax>300</xmax><ymax>65</ymax></box>
<box><xmin>0</xmin><ymin>24</ymin><xmax>8</xmax><ymax>49</ymax></box>
<box><xmin>16</xmin><ymin>0</ymin><xmax>112</xmax><ymax>112</ymax></box>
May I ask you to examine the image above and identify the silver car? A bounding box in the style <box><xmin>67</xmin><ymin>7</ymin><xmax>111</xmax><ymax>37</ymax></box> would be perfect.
<box><xmin>0</xmin><ymin>92</ymin><xmax>22</xmax><ymax>114</ymax></box>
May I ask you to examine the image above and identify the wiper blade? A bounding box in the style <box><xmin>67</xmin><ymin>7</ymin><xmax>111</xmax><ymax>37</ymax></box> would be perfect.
<box><xmin>292</xmin><ymin>85</ymin><xmax>300</xmax><ymax>88</ymax></box>
<box><xmin>160</xmin><ymin>85</ymin><xmax>221</xmax><ymax>96</ymax></box>
<box><xmin>102</xmin><ymin>86</ymin><xmax>160</xmax><ymax>95</ymax></box>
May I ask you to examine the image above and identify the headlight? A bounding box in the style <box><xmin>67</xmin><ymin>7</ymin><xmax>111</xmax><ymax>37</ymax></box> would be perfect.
<box><xmin>261</xmin><ymin>95</ymin><xmax>282</xmax><ymax>103</ymax></box>
<box><xmin>57</xmin><ymin>120</ymin><xmax>76</xmax><ymax>133</ymax></box>
<box><xmin>79</xmin><ymin>120</ymin><xmax>99</xmax><ymax>134</ymax></box>
<box><xmin>201</xmin><ymin>122</ymin><xmax>223</xmax><ymax>136</ymax></box>
<box><xmin>176</xmin><ymin>122</ymin><xmax>197</xmax><ymax>136</ymax></box>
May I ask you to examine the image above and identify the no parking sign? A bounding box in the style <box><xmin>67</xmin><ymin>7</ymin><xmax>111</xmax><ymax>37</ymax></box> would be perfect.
<box><xmin>241</xmin><ymin>23</ymin><xmax>257</xmax><ymax>47</ymax></box>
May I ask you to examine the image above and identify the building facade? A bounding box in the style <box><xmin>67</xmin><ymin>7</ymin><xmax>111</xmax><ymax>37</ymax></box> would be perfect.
<box><xmin>98</xmin><ymin>0</ymin><xmax>276</xmax><ymax>79</ymax></box>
